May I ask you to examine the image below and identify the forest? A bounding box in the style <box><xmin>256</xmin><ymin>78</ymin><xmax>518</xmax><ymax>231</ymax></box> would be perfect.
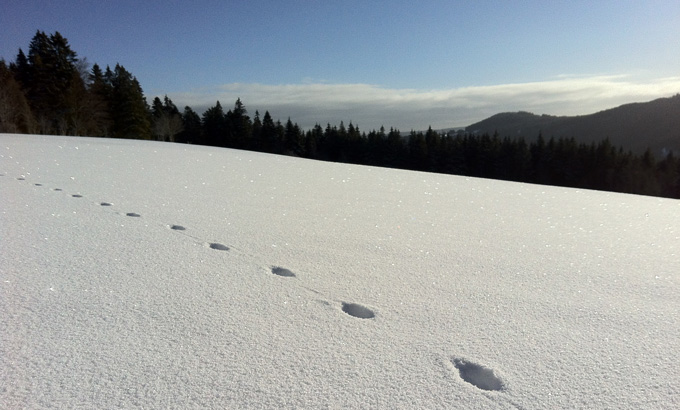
<box><xmin>1</xmin><ymin>31</ymin><xmax>679</xmax><ymax>199</ymax></box>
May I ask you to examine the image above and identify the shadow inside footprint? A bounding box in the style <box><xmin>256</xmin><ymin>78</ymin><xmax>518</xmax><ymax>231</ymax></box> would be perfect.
<box><xmin>54</xmin><ymin>188</ymin><xmax>62</xmax><ymax>191</ymax></box>
<box><xmin>100</xmin><ymin>202</ymin><xmax>112</xmax><ymax>206</ymax></box>
<box><xmin>271</xmin><ymin>267</ymin><xmax>296</xmax><ymax>277</ymax></box>
<box><xmin>72</xmin><ymin>194</ymin><xmax>83</xmax><ymax>198</ymax></box>
<box><xmin>209</xmin><ymin>243</ymin><xmax>229</xmax><ymax>251</ymax></box>
<box><xmin>452</xmin><ymin>358</ymin><xmax>504</xmax><ymax>391</ymax></box>
<box><xmin>341</xmin><ymin>302</ymin><xmax>375</xmax><ymax>319</ymax></box>
<box><xmin>126</xmin><ymin>212</ymin><xmax>140</xmax><ymax>217</ymax></box>
<box><xmin>170</xmin><ymin>225</ymin><xmax>186</xmax><ymax>231</ymax></box>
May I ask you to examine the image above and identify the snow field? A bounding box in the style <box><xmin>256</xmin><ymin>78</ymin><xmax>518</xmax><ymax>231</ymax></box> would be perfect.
<box><xmin>1</xmin><ymin>134</ymin><xmax>679</xmax><ymax>408</ymax></box>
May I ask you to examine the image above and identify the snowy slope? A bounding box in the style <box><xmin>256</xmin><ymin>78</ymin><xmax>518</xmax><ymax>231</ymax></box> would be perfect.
<box><xmin>1</xmin><ymin>134</ymin><xmax>679</xmax><ymax>409</ymax></box>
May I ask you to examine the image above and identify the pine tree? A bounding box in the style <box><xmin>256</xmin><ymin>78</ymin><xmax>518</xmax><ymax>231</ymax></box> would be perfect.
<box><xmin>11</xmin><ymin>49</ymin><xmax>30</xmax><ymax>91</ymax></box>
<box><xmin>425</xmin><ymin>126</ymin><xmax>441</xmax><ymax>171</ymax></box>
<box><xmin>86</xmin><ymin>64</ymin><xmax>113</xmax><ymax>137</ymax></box>
<box><xmin>178</xmin><ymin>106</ymin><xmax>202</xmax><ymax>144</ymax></box>
<box><xmin>260</xmin><ymin>110</ymin><xmax>277</xmax><ymax>153</ymax></box>
<box><xmin>20</xmin><ymin>31</ymin><xmax>83</xmax><ymax>134</ymax></box>
<box><xmin>109</xmin><ymin>64</ymin><xmax>151</xmax><ymax>139</ymax></box>
<box><xmin>408</xmin><ymin>131</ymin><xmax>428</xmax><ymax>170</ymax></box>
<box><xmin>251</xmin><ymin>110</ymin><xmax>262</xmax><ymax>150</ymax></box>
<box><xmin>304</xmin><ymin>124</ymin><xmax>323</xmax><ymax>158</ymax></box>
<box><xmin>201</xmin><ymin>101</ymin><xmax>226</xmax><ymax>147</ymax></box>
<box><xmin>280</xmin><ymin>118</ymin><xmax>296</xmax><ymax>154</ymax></box>
<box><xmin>386</xmin><ymin>127</ymin><xmax>405</xmax><ymax>168</ymax></box>
<box><xmin>226</xmin><ymin>98</ymin><xmax>251</xmax><ymax>148</ymax></box>
<box><xmin>0</xmin><ymin>60</ymin><xmax>36</xmax><ymax>133</ymax></box>
<box><xmin>151</xmin><ymin>95</ymin><xmax>183</xmax><ymax>141</ymax></box>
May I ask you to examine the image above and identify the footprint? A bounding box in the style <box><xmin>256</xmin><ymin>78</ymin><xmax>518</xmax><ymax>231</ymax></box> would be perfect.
<box><xmin>34</xmin><ymin>183</ymin><xmax>42</xmax><ymax>186</ymax></box>
<box><xmin>169</xmin><ymin>225</ymin><xmax>186</xmax><ymax>231</ymax></box>
<box><xmin>72</xmin><ymin>194</ymin><xmax>83</xmax><ymax>198</ymax></box>
<box><xmin>271</xmin><ymin>266</ymin><xmax>296</xmax><ymax>277</ymax></box>
<box><xmin>209</xmin><ymin>243</ymin><xmax>229</xmax><ymax>251</ymax></box>
<box><xmin>451</xmin><ymin>358</ymin><xmax>504</xmax><ymax>391</ymax></box>
<box><xmin>100</xmin><ymin>202</ymin><xmax>112</xmax><ymax>206</ymax></box>
<box><xmin>17</xmin><ymin>177</ymin><xmax>25</xmax><ymax>180</ymax></box>
<box><xmin>341</xmin><ymin>302</ymin><xmax>375</xmax><ymax>319</ymax></box>
<box><xmin>54</xmin><ymin>188</ymin><xmax>62</xmax><ymax>191</ymax></box>
<box><xmin>126</xmin><ymin>212</ymin><xmax>141</xmax><ymax>217</ymax></box>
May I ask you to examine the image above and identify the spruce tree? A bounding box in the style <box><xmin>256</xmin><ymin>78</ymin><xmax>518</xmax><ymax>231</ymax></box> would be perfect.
<box><xmin>151</xmin><ymin>95</ymin><xmax>183</xmax><ymax>141</ymax></box>
<box><xmin>21</xmin><ymin>31</ymin><xmax>82</xmax><ymax>134</ymax></box>
<box><xmin>0</xmin><ymin>60</ymin><xmax>36</xmax><ymax>133</ymax></box>
<box><xmin>260</xmin><ymin>110</ymin><xmax>277</xmax><ymax>153</ymax></box>
<box><xmin>109</xmin><ymin>64</ymin><xmax>151</xmax><ymax>139</ymax></box>
<box><xmin>178</xmin><ymin>106</ymin><xmax>202</xmax><ymax>144</ymax></box>
<box><xmin>201</xmin><ymin>101</ymin><xmax>226</xmax><ymax>147</ymax></box>
<box><xmin>225</xmin><ymin>98</ymin><xmax>251</xmax><ymax>149</ymax></box>
<box><xmin>251</xmin><ymin>110</ymin><xmax>262</xmax><ymax>150</ymax></box>
<box><xmin>87</xmin><ymin>64</ymin><xmax>113</xmax><ymax>137</ymax></box>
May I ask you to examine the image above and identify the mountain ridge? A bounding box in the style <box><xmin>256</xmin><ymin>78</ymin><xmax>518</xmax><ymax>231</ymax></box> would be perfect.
<box><xmin>465</xmin><ymin>94</ymin><xmax>680</xmax><ymax>156</ymax></box>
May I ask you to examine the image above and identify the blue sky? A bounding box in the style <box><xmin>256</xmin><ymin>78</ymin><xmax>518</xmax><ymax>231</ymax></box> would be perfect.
<box><xmin>2</xmin><ymin>0</ymin><xmax>680</xmax><ymax>130</ymax></box>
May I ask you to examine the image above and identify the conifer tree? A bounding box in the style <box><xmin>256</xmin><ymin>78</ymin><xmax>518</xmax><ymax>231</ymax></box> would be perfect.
<box><xmin>304</xmin><ymin>124</ymin><xmax>323</xmax><ymax>158</ymax></box>
<box><xmin>251</xmin><ymin>110</ymin><xmax>262</xmax><ymax>150</ymax></box>
<box><xmin>202</xmin><ymin>101</ymin><xmax>226</xmax><ymax>147</ymax></box>
<box><xmin>151</xmin><ymin>95</ymin><xmax>183</xmax><ymax>141</ymax></box>
<box><xmin>0</xmin><ymin>60</ymin><xmax>36</xmax><ymax>133</ymax></box>
<box><xmin>178</xmin><ymin>106</ymin><xmax>202</xmax><ymax>144</ymax></box>
<box><xmin>109</xmin><ymin>64</ymin><xmax>151</xmax><ymax>139</ymax></box>
<box><xmin>226</xmin><ymin>98</ymin><xmax>251</xmax><ymax>148</ymax></box>
<box><xmin>20</xmin><ymin>31</ymin><xmax>83</xmax><ymax>134</ymax></box>
<box><xmin>85</xmin><ymin>64</ymin><xmax>112</xmax><ymax>137</ymax></box>
<box><xmin>260</xmin><ymin>110</ymin><xmax>277</xmax><ymax>153</ymax></box>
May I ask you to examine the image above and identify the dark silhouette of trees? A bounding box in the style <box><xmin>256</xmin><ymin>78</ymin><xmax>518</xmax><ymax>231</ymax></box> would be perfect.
<box><xmin>201</xmin><ymin>101</ymin><xmax>227</xmax><ymax>147</ymax></box>
<box><xmin>251</xmin><ymin>110</ymin><xmax>262</xmax><ymax>151</ymax></box>
<box><xmin>108</xmin><ymin>64</ymin><xmax>151</xmax><ymax>139</ymax></box>
<box><xmin>151</xmin><ymin>95</ymin><xmax>183</xmax><ymax>142</ymax></box>
<box><xmin>225</xmin><ymin>97</ymin><xmax>251</xmax><ymax>149</ymax></box>
<box><xmin>178</xmin><ymin>106</ymin><xmax>202</xmax><ymax>144</ymax></box>
<box><xmin>86</xmin><ymin>63</ymin><xmax>113</xmax><ymax>137</ymax></box>
<box><xmin>12</xmin><ymin>31</ymin><xmax>82</xmax><ymax>134</ymax></box>
<box><xmin>0</xmin><ymin>60</ymin><xmax>36</xmax><ymax>133</ymax></box>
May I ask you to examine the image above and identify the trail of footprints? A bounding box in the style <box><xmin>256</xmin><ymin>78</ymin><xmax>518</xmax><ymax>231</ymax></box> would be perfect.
<box><xmin>11</xmin><ymin>173</ymin><xmax>375</xmax><ymax>319</ymax></box>
<box><xmin>5</xmin><ymin>172</ymin><xmax>507</xmax><ymax>392</ymax></box>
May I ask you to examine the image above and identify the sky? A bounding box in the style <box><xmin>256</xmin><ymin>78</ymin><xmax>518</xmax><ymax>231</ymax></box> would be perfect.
<box><xmin>2</xmin><ymin>0</ymin><xmax>680</xmax><ymax>131</ymax></box>
<box><xmin>2</xmin><ymin>134</ymin><xmax>679</xmax><ymax>408</ymax></box>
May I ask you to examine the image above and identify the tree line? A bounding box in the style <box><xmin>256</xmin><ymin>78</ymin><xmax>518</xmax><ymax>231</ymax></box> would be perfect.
<box><xmin>1</xmin><ymin>31</ymin><xmax>678</xmax><ymax>199</ymax></box>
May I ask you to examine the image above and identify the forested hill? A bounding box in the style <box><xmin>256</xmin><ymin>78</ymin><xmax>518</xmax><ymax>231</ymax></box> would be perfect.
<box><xmin>466</xmin><ymin>95</ymin><xmax>680</xmax><ymax>156</ymax></box>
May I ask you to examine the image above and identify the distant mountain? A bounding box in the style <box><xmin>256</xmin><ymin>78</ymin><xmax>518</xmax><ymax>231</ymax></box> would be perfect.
<box><xmin>465</xmin><ymin>94</ymin><xmax>680</xmax><ymax>156</ymax></box>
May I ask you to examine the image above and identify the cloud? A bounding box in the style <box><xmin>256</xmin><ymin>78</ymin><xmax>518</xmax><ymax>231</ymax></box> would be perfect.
<box><xmin>162</xmin><ymin>75</ymin><xmax>680</xmax><ymax>131</ymax></box>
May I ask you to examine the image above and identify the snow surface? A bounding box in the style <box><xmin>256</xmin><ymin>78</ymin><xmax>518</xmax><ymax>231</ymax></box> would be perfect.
<box><xmin>1</xmin><ymin>134</ymin><xmax>679</xmax><ymax>409</ymax></box>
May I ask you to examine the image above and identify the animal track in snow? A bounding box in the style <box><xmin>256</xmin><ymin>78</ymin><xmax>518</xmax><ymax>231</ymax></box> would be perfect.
<box><xmin>11</xmin><ymin>172</ymin><xmax>385</xmax><ymax>323</ymax></box>
<box><xmin>341</xmin><ymin>302</ymin><xmax>375</xmax><ymax>319</ymax></box>
<box><xmin>209</xmin><ymin>243</ymin><xmax>229</xmax><ymax>251</ymax></box>
<box><xmin>451</xmin><ymin>358</ymin><xmax>504</xmax><ymax>391</ymax></box>
<box><xmin>17</xmin><ymin>177</ymin><xmax>25</xmax><ymax>180</ymax></box>
<box><xmin>271</xmin><ymin>266</ymin><xmax>296</xmax><ymax>277</ymax></box>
